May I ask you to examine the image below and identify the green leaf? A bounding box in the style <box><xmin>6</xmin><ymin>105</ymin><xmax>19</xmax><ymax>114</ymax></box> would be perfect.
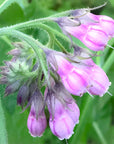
<box><xmin>0</xmin><ymin>3</ymin><xmax>25</xmax><ymax>27</ymax></box>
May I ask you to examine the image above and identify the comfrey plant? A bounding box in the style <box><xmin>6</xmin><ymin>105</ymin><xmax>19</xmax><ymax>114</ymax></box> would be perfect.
<box><xmin>0</xmin><ymin>1</ymin><xmax>114</xmax><ymax>142</ymax></box>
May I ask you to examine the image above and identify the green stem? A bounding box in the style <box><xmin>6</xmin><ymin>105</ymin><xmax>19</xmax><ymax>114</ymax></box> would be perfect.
<box><xmin>54</xmin><ymin>38</ymin><xmax>68</xmax><ymax>54</ymax></box>
<box><xmin>9</xmin><ymin>22</ymin><xmax>70</xmax><ymax>43</ymax></box>
<box><xmin>0</xmin><ymin>96</ymin><xmax>8</xmax><ymax>144</ymax></box>
<box><xmin>0</xmin><ymin>0</ymin><xmax>15</xmax><ymax>14</ymax></box>
<box><xmin>36</xmin><ymin>24</ymin><xmax>70</xmax><ymax>43</ymax></box>
<box><xmin>50</xmin><ymin>71</ymin><xmax>59</xmax><ymax>82</ymax></box>
<box><xmin>93</xmin><ymin>122</ymin><xmax>107</xmax><ymax>144</ymax></box>
<box><xmin>9</xmin><ymin>18</ymin><xmax>54</xmax><ymax>30</ymax></box>
<box><xmin>9</xmin><ymin>22</ymin><xmax>72</xmax><ymax>51</ymax></box>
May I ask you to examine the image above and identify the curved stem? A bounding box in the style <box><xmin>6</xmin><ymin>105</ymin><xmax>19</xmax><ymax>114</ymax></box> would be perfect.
<box><xmin>54</xmin><ymin>38</ymin><xmax>68</xmax><ymax>54</ymax></box>
<box><xmin>10</xmin><ymin>22</ymin><xmax>71</xmax><ymax>44</ymax></box>
<box><xmin>7</xmin><ymin>21</ymin><xmax>72</xmax><ymax>51</ymax></box>
<box><xmin>9</xmin><ymin>18</ymin><xmax>54</xmax><ymax>30</ymax></box>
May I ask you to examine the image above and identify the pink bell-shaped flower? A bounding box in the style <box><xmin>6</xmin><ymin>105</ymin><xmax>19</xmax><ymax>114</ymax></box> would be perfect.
<box><xmin>27</xmin><ymin>103</ymin><xmax>47</xmax><ymax>137</ymax></box>
<box><xmin>46</xmin><ymin>83</ymin><xmax>80</xmax><ymax>140</ymax></box>
<box><xmin>55</xmin><ymin>10</ymin><xmax>114</xmax><ymax>51</ymax></box>
<box><xmin>76</xmin><ymin>58</ymin><xmax>111</xmax><ymax>96</ymax></box>
<box><xmin>54</xmin><ymin>55</ymin><xmax>89</xmax><ymax>96</ymax></box>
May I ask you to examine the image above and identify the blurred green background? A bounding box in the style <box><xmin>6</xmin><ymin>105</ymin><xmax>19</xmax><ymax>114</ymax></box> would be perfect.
<box><xmin>0</xmin><ymin>0</ymin><xmax>114</xmax><ymax>144</ymax></box>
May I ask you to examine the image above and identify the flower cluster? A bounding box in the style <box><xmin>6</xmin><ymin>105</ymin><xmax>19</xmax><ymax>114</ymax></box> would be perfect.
<box><xmin>0</xmin><ymin>7</ymin><xmax>113</xmax><ymax>140</ymax></box>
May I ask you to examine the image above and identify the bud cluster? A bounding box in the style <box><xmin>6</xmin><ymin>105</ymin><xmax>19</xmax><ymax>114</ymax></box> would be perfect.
<box><xmin>0</xmin><ymin>6</ymin><xmax>113</xmax><ymax>141</ymax></box>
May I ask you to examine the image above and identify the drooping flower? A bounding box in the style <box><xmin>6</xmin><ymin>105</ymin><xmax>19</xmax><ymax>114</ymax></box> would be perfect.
<box><xmin>46</xmin><ymin>82</ymin><xmax>80</xmax><ymax>140</ymax></box>
<box><xmin>27</xmin><ymin>103</ymin><xmax>47</xmax><ymax>137</ymax></box>
<box><xmin>73</xmin><ymin>57</ymin><xmax>111</xmax><ymax>96</ymax></box>
<box><xmin>49</xmin><ymin>53</ymin><xmax>90</xmax><ymax>96</ymax></box>
<box><xmin>27</xmin><ymin>90</ymin><xmax>47</xmax><ymax>137</ymax></box>
<box><xmin>55</xmin><ymin>9</ymin><xmax>114</xmax><ymax>51</ymax></box>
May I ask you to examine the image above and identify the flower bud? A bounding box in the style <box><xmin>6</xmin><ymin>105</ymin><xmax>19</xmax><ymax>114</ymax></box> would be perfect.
<box><xmin>8</xmin><ymin>48</ymin><xmax>21</xmax><ymax>56</ymax></box>
<box><xmin>27</xmin><ymin>104</ymin><xmax>47</xmax><ymax>137</ymax></box>
<box><xmin>17</xmin><ymin>85</ymin><xmax>29</xmax><ymax>106</ymax></box>
<box><xmin>5</xmin><ymin>80</ymin><xmax>21</xmax><ymax>96</ymax></box>
<box><xmin>0</xmin><ymin>76</ymin><xmax>8</xmax><ymax>84</ymax></box>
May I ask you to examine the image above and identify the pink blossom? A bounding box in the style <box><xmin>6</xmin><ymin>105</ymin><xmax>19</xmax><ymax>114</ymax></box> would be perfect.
<box><xmin>54</xmin><ymin>55</ymin><xmax>89</xmax><ymax>96</ymax></box>
<box><xmin>27</xmin><ymin>104</ymin><xmax>47</xmax><ymax>137</ymax></box>
<box><xmin>77</xmin><ymin>58</ymin><xmax>111</xmax><ymax>96</ymax></box>
<box><xmin>47</xmin><ymin>94</ymin><xmax>80</xmax><ymax>140</ymax></box>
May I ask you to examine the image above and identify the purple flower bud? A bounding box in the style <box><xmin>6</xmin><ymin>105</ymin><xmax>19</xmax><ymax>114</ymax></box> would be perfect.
<box><xmin>27</xmin><ymin>104</ymin><xmax>47</xmax><ymax>137</ymax></box>
<box><xmin>65</xmin><ymin>24</ymin><xmax>108</xmax><ymax>51</ymax></box>
<box><xmin>0</xmin><ymin>76</ymin><xmax>8</xmax><ymax>84</ymax></box>
<box><xmin>88</xmin><ymin>13</ymin><xmax>114</xmax><ymax>37</ymax></box>
<box><xmin>8</xmin><ymin>48</ymin><xmax>21</xmax><ymax>56</ymax></box>
<box><xmin>5</xmin><ymin>80</ymin><xmax>21</xmax><ymax>96</ymax></box>
<box><xmin>17</xmin><ymin>85</ymin><xmax>29</xmax><ymax>106</ymax></box>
